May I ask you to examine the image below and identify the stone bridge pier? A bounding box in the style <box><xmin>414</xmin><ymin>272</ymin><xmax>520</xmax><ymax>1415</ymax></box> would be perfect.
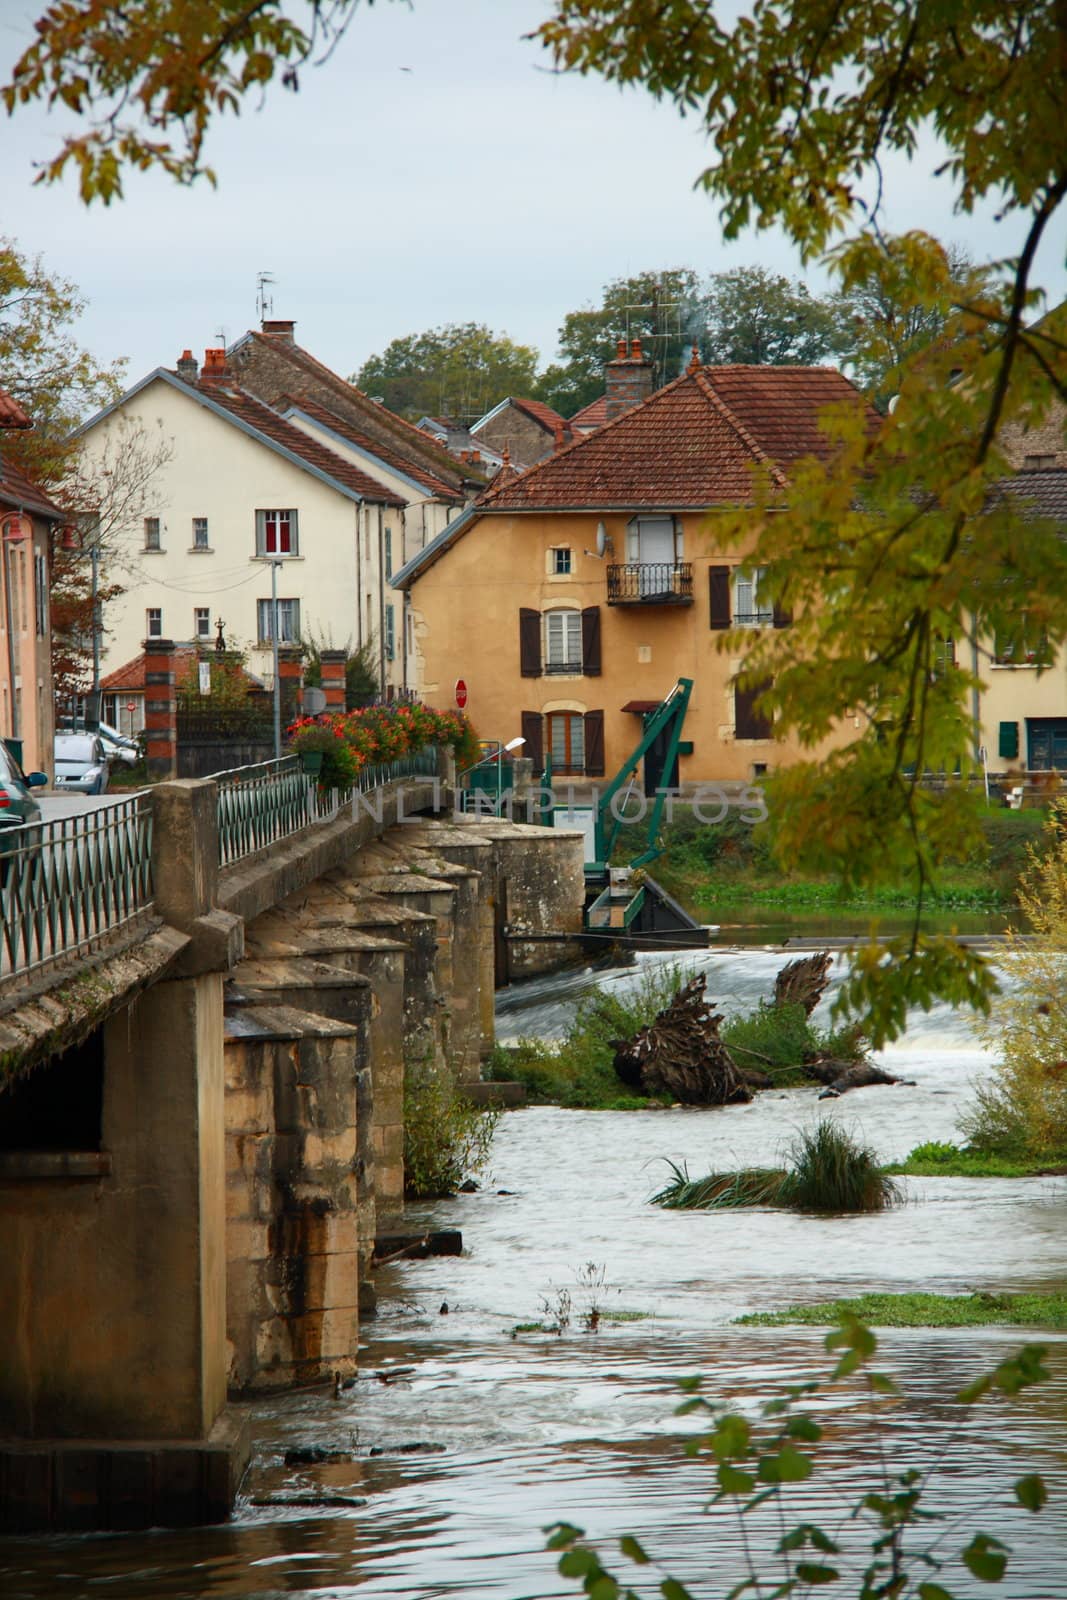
<box><xmin>0</xmin><ymin>772</ymin><xmax>584</xmax><ymax>1532</ymax></box>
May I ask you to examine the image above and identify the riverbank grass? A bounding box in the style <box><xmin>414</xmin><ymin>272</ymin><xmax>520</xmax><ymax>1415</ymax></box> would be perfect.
<box><xmin>651</xmin><ymin>1121</ymin><xmax>901</xmax><ymax>1213</ymax></box>
<box><xmin>887</xmin><ymin>1140</ymin><xmax>1067</xmax><ymax>1178</ymax></box>
<box><xmin>737</xmin><ymin>1290</ymin><xmax>1067</xmax><ymax>1329</ymax></box>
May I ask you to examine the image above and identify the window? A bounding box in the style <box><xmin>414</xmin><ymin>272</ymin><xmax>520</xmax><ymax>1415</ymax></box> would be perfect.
<box><xmin>733</xmin><ymin>567</ymin><xmax>773</xmax><ymax>627</ymax></box>
<box><xmin>194</xmin><ymin>607</ymin><xmax>211</xmax><ymax>640</ymax></box>
<box><xmin>146</xmin><ymin>607</ymin><xmax>163</xmax><ymax>639</ymax></box>
<box><xmin>257</xmin><ymin>597</ymin><xmax>301</xmax><ymax>644</ymax></box>
<box><xmin>385</xmin><ymin>602</ymin><xmax>396</xmax><ymax>660</ymax></box>
<box><xmin>192</xmin><ymin>516</ymin><xmax>209</xmax><ymax>550</ymax></box>
<box><xmin>143</xmin><ymin>517</ymin><xmax>161</xmax><ymax>551</ymax></box>
<box><xmin>994</xmin><ymin>622</ymin><xmax>1051</xmax><ymax>666</ymax></box>
<box><xmin>548</xmin><ymin>711</ymin><xmax>585</xmax><ymax>773</ymax></box>
<box><xmin>551</xmin><ymin>547</ymin><xmax>572</xmax><ymax>575</ymax></box>
<box><xmin>384</xmin><ymin>527</ymin><xmax>393</xmax><ymax>579</ymax></box>
<box><xmin>34</xmin><ymin>552</ymin><xmax>48</xmax><ymax>637</ymax></box>
<box><xmin>255</xmin><ymin>508</ymin><xmax>298</xmax><ymax>556</ymax></box>
<box><xmin>544</xmin><ymin>609</ymin><xmax>582</xmax><ymax>674</ymax></box>
<box><xmin>1024</xmin><ymin>454</ymin><xmax>1057</xmax><ymax>470</ymax></box>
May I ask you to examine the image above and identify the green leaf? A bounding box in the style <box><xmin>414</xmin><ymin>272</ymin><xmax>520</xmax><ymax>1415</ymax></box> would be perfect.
<box><xmin>867</xmin><ymin>1371</ymin><xmax>900</xmax><ymax>1395</ymax></box>
<box><xmin>786</xmin><ymin>1415</ymin><xmax>823</xmax><ymax>1442</ymax></box>
<box><xmin>620</xmin><ymin>1536</ymin><xmax>651</xmax><ymax>1565</ymax></box>
<box><xmin>546</xmin><ymin>1523</ymin><xmax>584</xmax><ymax>1549</ymax></box>
<box><xmin>712</xmin><ymin>1414</ymin><xmax>751</xmax><ymax>1459</ymax></box>
<box><xmin>559</xmin><ymin>1549</ymin><xmax>596</xmax><ymax>1579</ymax></box>
<box><xmin>917</xmin><ymin>1585</ymin><xmax>956</xmax><ymax>1600</ymax></box>
<box><xmin>962</xmin><ymin>1534</ymin><xmax>1009</xmax><ymax>1582</ymax></box>
<box><xmin>1014</xmin><ymin>1474</ymin><xmax>1047</xmax><ymax>1513</ymax></box>
<box><xmin>590</xmin><ymin>1578</ymin><xmax>620</xmax><ymax>1600</ymax></box>
<box><xmin>718</xmin><ymin>1464</ymin><xmax>755</xmax><ymax>1494</ymax></box>
<box><xmin>758</xmin><ymin>1445</ymin><xmax>812</xmax><ymax>1484</ymax></box>
<box><xmin>661</xmin><ymin>1581</ymin><xmax>695</xmax><ymax>1600</ymax></box>
<box><xmin>795</xmin><ymin>1563</ymin><xmax>839</xmax><ymax>1584</ymax></box>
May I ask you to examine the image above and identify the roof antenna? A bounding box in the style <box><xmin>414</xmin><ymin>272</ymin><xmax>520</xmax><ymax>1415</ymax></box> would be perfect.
<box><xmin>256</xmin><ymin>270</ymin><xmax>276</xmax><ymax>326</ymax></box>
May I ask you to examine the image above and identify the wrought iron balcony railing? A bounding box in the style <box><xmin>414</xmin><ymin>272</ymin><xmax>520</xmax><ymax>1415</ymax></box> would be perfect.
<box><xmin>606</xmin><ymin>561</ymin><xmax>693</xmax><ymax>604</ymax></box>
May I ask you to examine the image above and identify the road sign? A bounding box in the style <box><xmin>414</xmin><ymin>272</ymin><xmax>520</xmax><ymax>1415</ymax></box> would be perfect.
<box><xmin>198</xmin><ymin>660</ymin><xmax>211</xmax><ymax>695</ymax></box>
<box><xmin>455</xmin><ymin>679</ymin><xmax>468</xmax><ymax>709</ymax></box>
<box><xmin>126</xmin><ymin>701</ymin><xmax>136</xmax><ymax>712</ymax></box>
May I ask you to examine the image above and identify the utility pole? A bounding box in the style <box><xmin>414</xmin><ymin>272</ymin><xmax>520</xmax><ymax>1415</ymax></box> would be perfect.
<box><xmin>90</xmin><ymin>538</ymin><xmax>101</xmax><ymax>721</ymax></box>
<box><xmin>270</xmin><ymin>557</ymin><xmax>282</xmax><ymax>759</ymax></box>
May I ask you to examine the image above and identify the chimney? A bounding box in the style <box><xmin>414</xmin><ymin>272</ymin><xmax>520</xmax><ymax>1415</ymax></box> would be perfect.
<box><xmin>604</xmin><ymin>337</ymin><xmax>654</xmax><ymax>422</ymax></box>
<box><xmin>201</xmin><ymin>347</ymin><xmax>228</xmax><ymax>382</ymax></box>
<box><xmin>176</xmin><ymin>349</ymin><xmax>198</xmax><ymax>382</ymax></box>
<box><xmin>262</xmin><ymin>318</ymin><xmax>296</xmax><ymax>344</ymax></box>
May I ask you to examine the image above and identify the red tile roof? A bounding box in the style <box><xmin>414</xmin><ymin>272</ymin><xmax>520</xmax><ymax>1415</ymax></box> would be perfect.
<box><xmin>0</xmin><ymin>390</ymin><xmax>32</xmax><ymax>430</ymax></box>
<box><xmin>278</xmin><ymin>394</ymin><xmax>460</xmax><ymax>501</ymax></box>
<box><xmin>235</xmin><ymin>333</ymin><xmax>475</xmax><ymax>497</ymax></box>
<box><xmin>569</xmin><ymin>395</ymin><xmax>607</xmax><ymax>431</ymax></box>
<box><xmin>180</xmin><ymin>378</ymin><xmax>406</xmax><ymax>506</ymax></box>
<box><xmin>508</xmin><ymin>397</ymin><xmax>570</xmax><ymax>435</ymax></box>
<box><xmin>479</xmin><ymin>365</ymin><xmax>870</xmax><ymax>511</ymax></box>
<box><xmin>101</xmin><ymin>645</ymin><xmax>197</xmax><ymax>692</ymax></box>
<box><xmin>0</xmin><ymin>454</ymin><xmax>65</xmax><ymax>520</ymax></box>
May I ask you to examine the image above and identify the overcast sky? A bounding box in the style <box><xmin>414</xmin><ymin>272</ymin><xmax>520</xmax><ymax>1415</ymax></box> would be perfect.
<box><xmin>2</xmin><ymin>0</ymin><xmax>1065</xmax><ymax>396</ymax></box>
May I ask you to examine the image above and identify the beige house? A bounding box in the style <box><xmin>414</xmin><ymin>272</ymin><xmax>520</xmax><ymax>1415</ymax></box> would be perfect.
<box><xmin>1</xmin><ymin>390</ymin><xmax>58</xmax><ymax>777</ymax></box>
<box><xmin>396</xmin><ymin>358</ymin><xmax>870</xmax><ymax>786</ymax></box>
<box><xmin>75</xmin><ymin>350</ymin><xmax>412</xmax><ymax>695</ymax></box>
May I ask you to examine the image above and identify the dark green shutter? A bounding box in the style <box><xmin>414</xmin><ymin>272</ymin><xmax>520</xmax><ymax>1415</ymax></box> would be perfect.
<box><xmin>998</xmin><ymin>720</ymin><xmax>1019</xmax><ymax>760</ymax></box>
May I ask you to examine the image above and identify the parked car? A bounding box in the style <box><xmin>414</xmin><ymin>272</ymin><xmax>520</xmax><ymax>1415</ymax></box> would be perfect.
<box><xmin>53</xmin><ymin>733</ymin><xmax>110</xmax><ymax>795</ymax></box>
<box><xmin>0</xmin><ymin>741</ymin><xmax>48</xmax><ymax>883</ymax></box>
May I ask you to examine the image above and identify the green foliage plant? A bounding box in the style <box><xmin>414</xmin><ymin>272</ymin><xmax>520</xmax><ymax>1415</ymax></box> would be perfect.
<box><xmin>546</xmin><ymin>1320</ymin><xmax>1051</xmax><ymax>1600</ymax></box>
<box><xmin>403</xmin><ymin>1059</ymin><xmax>499</xmax><ymax>1199</ymax></box>
<box><xmin>651</xmin><ymin>1121</ymin><xmax>900</xmax><ymax>1214</ymax></box>
<box><xmin>885</xmin><ymin>1142</ymin><xmax>1067</xmax><ymax>1179</ymax></box>
<box><xmin>961</xmin><ymin>803</ymin><xmax>1067</xmax><ymax>1161</ymax></box>
<box><xmin>738</xmin><ymin>1291</ymin><xmax>1067</xmax><ymax>1330</ymax></box>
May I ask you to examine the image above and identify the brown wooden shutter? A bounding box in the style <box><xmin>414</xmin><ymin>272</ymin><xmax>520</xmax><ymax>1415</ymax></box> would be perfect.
<box><xmin>519</xmin><ymin>608</ymin><xmax>541</xmax><ymax>676</ymax></box>
<box><xmin>581</xmin><ymin>606</ymin><xmax>601</xmax><ymax>675</ymax></box>
<box><xmin>734</xmin><ymin>676</ymin><xmax>773</xmax><ymax>740</ymax></box>
<box><xmin>521</xmin><ymin>711</ymin><xmax>543</xmax><ymax>770</ymax></box>
<box><xmin>709</xmin><ymin>566</ymin><xmax>731</xmax><ymax>629</ymax></box>
<box><xmin>584</xmin><ymin>710</ymin><xmax>605</xmax><ymax>775</ymax></box>
<box><xmin>772</xmin><ymin>597</ymin><xmax>793</xmax><ymax>629</ymax></box>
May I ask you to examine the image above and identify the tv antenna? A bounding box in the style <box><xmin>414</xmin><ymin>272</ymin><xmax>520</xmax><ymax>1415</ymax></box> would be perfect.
<box><xmin>256</xmin><ymin>271</ymin><xmax>276</xmax><ymax>324</ymax></box>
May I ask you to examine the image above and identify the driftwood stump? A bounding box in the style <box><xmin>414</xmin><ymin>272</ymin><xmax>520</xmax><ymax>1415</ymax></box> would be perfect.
<box><xmin>801</xmin><ymin>1056</ymin><xmax>914</xmax><ymax>1097</ymax></box>
<box><xmin>613</xmin><ymin>974</ymin><xmax>751</xmax><ymax>1105</ymax></box>
<box><xmin>774</xmin><ymin>952</ymin><xmax>833</xmax><ymax>1016</ymax></box>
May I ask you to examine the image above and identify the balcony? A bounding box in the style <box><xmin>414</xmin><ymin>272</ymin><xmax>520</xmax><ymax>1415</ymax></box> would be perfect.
<box><xmin>607</xmin><ymin>561</ymin><xmax>693</xmax><ymax>605</ymax></box>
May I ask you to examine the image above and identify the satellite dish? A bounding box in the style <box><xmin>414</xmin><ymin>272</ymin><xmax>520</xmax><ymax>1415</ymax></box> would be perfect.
<box><xmin>596</xmin><ymin>521</ymin><xmax>608</xmax><ymax>557</ymax></box>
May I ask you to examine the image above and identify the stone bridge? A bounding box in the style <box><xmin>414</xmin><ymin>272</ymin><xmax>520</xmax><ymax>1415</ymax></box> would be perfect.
<box><xmin>0</xmin><ymin>752</ymin><xmax>584</xmax><ymax>1533</ymax></box>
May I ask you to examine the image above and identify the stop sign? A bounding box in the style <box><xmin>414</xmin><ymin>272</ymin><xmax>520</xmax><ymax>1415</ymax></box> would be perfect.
<box><xmin>455</xmin><ymin>679</ymin><xmax>468</xmax><ymax>709</ymax></box>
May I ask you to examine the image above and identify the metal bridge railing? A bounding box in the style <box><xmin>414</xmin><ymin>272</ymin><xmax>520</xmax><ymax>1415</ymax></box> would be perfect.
<box><xmin>216</xmin><ymin>745</ymin><xmax>439</xmax><ymax>868</ymax></box>
<box><xmin>0</xmin><ymin>795</ymin><xmax>154</xmax><ymax>984</ymax></box>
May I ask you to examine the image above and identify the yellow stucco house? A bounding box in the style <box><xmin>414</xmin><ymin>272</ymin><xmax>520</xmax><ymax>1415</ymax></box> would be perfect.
<box><xmin>395</xmin><ymin>354</ymin><xmax>871</xmax><ymax>788</ymax></box>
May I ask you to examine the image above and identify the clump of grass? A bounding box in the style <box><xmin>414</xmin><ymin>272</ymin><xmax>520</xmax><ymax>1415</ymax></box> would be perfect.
<box><xmin>736</xmin><ymin>1290</ymin><xmax>1067</xmax><ymax>1329</ymax></box>
<box><xmin>780</xmin><ymin>1120</ymin><xmax>900</xmax><ymax>1212</ymax></box>
<box><xmin>651</xmin><ymin>1121</ymin><xmax>901</xmax><ymax>1214</ymax></box>
<box><xmin>403</xmin><ymin>1060</ymin><xmax>499</xmax><ymax>1198</ymax></box>
<box><xmin>886</xmin><ymin>1140</ymin><xmax>1067</xmax><ymax>1178</ymax></box>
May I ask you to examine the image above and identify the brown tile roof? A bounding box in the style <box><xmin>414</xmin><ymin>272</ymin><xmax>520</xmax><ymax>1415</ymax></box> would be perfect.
<box><xmin>101</xmin><ymin>645</ymin><xmax>197</xmax><ymax>692</ymax></box>
<box><xmin>181</xmin><ymin>379</ymin><xmax>406</xmax><ymax>506</ymax></box>
<box><xmin>235</xmin><ymin>332</ymin><xmax>475</xmax><ymax>497</ymax></box>
<box><xmin>479</xmin><ymin>364</ymin><xmax>870</xmax><ymax>511</ymax></box>
<box><xmin>1000</xmin><ymin>467</ymin><xmax>1067</xmax><ymax>523</ymax></box>
<box><xmin>0</xmin><ymin>389</ymin><xmax>32</xmax><ymax>429</ymax></box>
<box><xmin>569</xmin><ymin>395</ymin><xmax>607</xmax><ymax>431</ymax></box>
<box><xmin>278</xmin><ymin>394</ymin><xmax>460</xmax><ymax>501</ymax></box>
<box><xmin>0</xmin><ymin>453</ymin><xmax>64</xmax><ymax>520</ymax></box>
<box><xmin>508</xmin><ymin>397</ymin><xmax>570</xmax><ymax>435</ymax></box>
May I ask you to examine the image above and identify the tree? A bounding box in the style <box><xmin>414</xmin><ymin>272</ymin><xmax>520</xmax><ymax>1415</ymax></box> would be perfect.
<box><xmin>353</xmin><ymin>323</ymin><xmax>543</xmax><ymax>423</ymax></box>
<box><xmin>541</xmin><ymin>268</ymin><xmax>702</xmax><ymax>415</ymax></box>
<box><xmin>703</xmin><ymin>266</ymin><xmax>842</xmax><ymax>367</ymax></box>
<box><xmin>49</xmin><ymin>416</ymin><xmax>174</xmax><ymax>699</ymax></box>
<box><xmin>538</xmin><ymin>1</ymin><xmax>1067</xmax><ymax>1038</ymax></box>
<box><xmin>0</xmin><ymin>237</ymin><xmax>123</xmax><ymax>484</ymax></box>
<box><xmin>836</xmin><ymin>239</ymin><xmax>992</xmax><ymax>410</ymax></box>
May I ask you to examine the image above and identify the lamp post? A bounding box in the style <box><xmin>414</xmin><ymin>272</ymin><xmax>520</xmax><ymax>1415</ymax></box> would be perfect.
<box><xmin>270</xmin><ymin>557</ymin><xmax>283</xmax><ymax>759</ymax></box>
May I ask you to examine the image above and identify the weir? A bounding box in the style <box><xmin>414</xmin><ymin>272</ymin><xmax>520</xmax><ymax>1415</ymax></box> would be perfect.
<box><xmin>0</xmin><ymin>756</ymin><xmax>585</xmax><ymax>1533</ymax></box>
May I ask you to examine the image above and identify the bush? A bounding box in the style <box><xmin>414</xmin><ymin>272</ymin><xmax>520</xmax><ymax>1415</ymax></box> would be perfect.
<box><xmin>963</xmin><ymin>802</ymin><xmax>1067</xmax><ymax>1159</ymax></box>
<box><xmin>403</xmin><ymin>1060</ymin><xmax>499</xmax><ymax>1198</ymax></box>
<box><xmin>651</xmin><ymin>1120</ymin><xmax>901</xmax><ymax>1213</ymax></box>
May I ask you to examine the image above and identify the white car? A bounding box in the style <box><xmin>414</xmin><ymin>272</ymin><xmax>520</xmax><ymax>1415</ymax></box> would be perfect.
<box><xmin>53</xmin><ymin>734</ymin><xmax>110</xmax><ymax>795</ymax></box>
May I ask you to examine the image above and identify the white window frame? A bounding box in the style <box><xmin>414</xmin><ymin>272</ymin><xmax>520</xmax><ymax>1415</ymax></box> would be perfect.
<box><xmin>192</xmin><ymin>516</ymin><xmax>210</xmax><ymax>550</ymax></box>
<box><xmin>733</xmin><ymin>566</ymin><xmax>773</xmax><ymax>628</ymax></box>
<box><xmin>146</xmin><ymin>607</ymin><xmax>163</xmax><ymax>639</ymax></box>
<box><xmin>544</xmin><ymin>608</ymin><xmax>582</xmax><ymax>674</ymax></box>
<box><xmin>143</xmin><ymin>516</ymin><xmax>161</xmax><ymax>552</ymax></box>
<box><xmin>194</xmin><ymin>607</ymin><xmax>211</xmax><ymax>640</ymax></box>
<box><xmin>255</xmin><ymin>508</ymin><xmax>299</xmax><ymax>557</ymax></box>
<box><xmin>257</xmin><ymin>596</ymin><xmax>301</xmax><ymax>645</ymax></box>
<box><xmin>551</xmin><ymin>546</ymin><xmax>573</xmax><ymax>575</ymax></box>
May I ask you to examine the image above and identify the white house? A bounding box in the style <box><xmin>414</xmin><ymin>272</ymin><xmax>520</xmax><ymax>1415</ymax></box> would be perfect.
<box><xmin>75</xmin><ymin>348</ymin><xmax>411</xmax><ymax>695</ymax></box>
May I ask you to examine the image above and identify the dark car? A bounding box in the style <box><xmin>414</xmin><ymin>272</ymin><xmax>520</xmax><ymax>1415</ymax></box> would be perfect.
<box><xmin>0</xmin><ymin>740</ymin><xmax>48</xmax><ymax>885</ymax></box>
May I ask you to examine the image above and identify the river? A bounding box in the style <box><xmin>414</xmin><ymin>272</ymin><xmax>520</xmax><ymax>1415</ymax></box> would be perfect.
<box><xmin>4</xmin><ymin>946</ymin><xmax>1067</xmax><ymax>1599</ymax></box>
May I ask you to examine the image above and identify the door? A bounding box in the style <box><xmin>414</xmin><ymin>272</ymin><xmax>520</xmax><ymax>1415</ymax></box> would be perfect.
<box><xmin>627</xmin><ymin>517</ymin><xmax>675</xmax><ymax>597</ymax></box>
<box><xmin>1027</xmin><ymin>718</ymin><xmax>1067</xmax><ymax>770</ymax></box>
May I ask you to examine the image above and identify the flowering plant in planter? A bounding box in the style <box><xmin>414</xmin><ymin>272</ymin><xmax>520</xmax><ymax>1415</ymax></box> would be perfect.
<box><xmin>286</xmin><ymin>718</ymin><xmax>361</xmax><ymax>790</ymax></box>
<box><xmin>286</xmin><ymin>702</ymin><xmax>478</xmax><ymax>783</ymax></box>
